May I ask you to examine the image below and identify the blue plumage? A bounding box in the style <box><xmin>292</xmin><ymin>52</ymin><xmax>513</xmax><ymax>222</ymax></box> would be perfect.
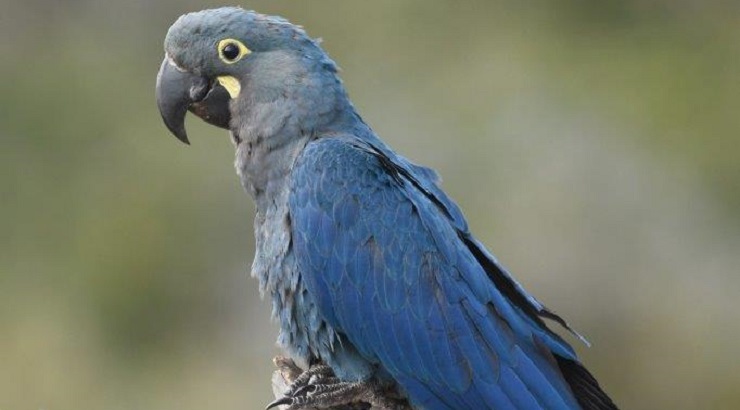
<box><xmin>156</xmin><ymin>7</ymin><xmax>617</xmax><ymax>409</ymax></box>
<box><xmin>289</xmin><ymin>136</ymin><xmax>582</xmax><ymax>409</ymax></box>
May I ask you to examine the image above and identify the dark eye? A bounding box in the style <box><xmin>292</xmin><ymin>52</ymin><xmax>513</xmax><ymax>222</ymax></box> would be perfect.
<box><xmin>221</xmin><ymin>43</ymin><xmax>240</xmax><ymax>61</ymax></box>
<box><xmin>217</xmin><ymin>38</ymin><xmax>250</xmax><ymax>64</ymax></box>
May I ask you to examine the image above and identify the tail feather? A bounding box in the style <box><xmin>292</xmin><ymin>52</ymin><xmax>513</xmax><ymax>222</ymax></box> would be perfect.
<box><xmin>554</xmin><ymin>355</ymin><xmax>618</xmax><ymax>410</ymax></box>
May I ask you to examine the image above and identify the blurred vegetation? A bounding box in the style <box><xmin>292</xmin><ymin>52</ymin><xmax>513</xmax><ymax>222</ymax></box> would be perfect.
<box><xmin>1</xmin><ymin>1</ymin><xmax>739</xmax><ymax>409</ymax></box>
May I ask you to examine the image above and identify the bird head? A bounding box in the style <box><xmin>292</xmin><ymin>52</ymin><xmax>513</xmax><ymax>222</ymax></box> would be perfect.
<box><xmin>156</xmin><ymin>7</ymin><xmax>339</xmax><ymax>144</ymax></box>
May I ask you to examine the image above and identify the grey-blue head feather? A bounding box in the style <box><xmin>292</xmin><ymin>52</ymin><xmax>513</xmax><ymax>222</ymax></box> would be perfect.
<box><xmin>156</xmin><ymin>7</ymin><xmax>347</xmax><ymax>145</ymax></box>
<box><xmin>165</xmin><ymin>7</ymin><xmax>333</xmax><ymax>77</ymax></box>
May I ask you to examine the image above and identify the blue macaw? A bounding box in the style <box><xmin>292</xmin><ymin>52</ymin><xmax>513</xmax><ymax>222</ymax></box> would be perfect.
<box><xmin>155</xmin><ymin>7</ymin><xmax>617</xmax><ymax>410</ymax></box>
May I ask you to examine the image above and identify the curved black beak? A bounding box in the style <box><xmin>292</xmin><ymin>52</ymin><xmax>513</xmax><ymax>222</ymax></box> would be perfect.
<box><xmin>155</xmin><ymin>57</ymin><xmax>231</xmax><ymax>144</ymax></box>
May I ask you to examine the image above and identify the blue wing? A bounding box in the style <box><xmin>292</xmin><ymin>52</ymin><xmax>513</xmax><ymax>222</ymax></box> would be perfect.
<box><xmin>289</xmin><ymin>136</ymin><xmax>583</xmax><ymax>409</ymax></box>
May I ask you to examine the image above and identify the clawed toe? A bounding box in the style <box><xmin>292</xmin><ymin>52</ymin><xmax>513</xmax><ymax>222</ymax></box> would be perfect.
<box><xmin>265</xmin><ymin>396</ymin><xmax>294</xmax><ymax>410</ymax></box>
<box><xmin>269</xmin><ymin>362</ymin><xmax>348</xmax><ymax>410</ymax></box>
<box><xmin>292</xmin><ymin>377</ymin><xmax>340</xmax><ymax>398</ymax></box>
<box><xmin>284</xmin><ymin>364</ymin><xmax>333</xmax><ymax>397</ymax></box>
<box><xmin>269</xmin><ymin>359</ymin><xmax>410</xmax><ymax>410</ymax></box>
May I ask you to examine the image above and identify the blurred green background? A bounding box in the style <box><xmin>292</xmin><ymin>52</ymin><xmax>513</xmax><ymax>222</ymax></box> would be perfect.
<box><xmin>2</xmin><ymin>1</ymin><xmax>739</xmax><ymax>409</ymax></box>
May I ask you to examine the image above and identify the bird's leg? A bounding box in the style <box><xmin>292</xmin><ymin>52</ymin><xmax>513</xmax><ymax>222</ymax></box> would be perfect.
<box><xmin>291</xmin><ymin>380</ymin><xmax>409</xmax><ymax>410</ymax></box>
<box><xmin>283</xmin><ymin>363</ymin><xmax>334</xmax><ymax>397</ymax></box>
<box><xmin>267</xmin><ymin>364</ymin><xmax>410</xmax><ymax>410</ymax></box>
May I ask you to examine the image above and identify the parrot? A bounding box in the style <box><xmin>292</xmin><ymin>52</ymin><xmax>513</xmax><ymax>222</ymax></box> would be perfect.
<box><xmin>155</xmin><ymin>7</ymin><xmax>618</xmax><ymax>410</ymax></box>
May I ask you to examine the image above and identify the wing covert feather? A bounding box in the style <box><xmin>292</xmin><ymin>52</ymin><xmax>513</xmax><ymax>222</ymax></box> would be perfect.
<box><xmin>289</xmin><ymin>137</ymin><xmax>581</xmax><ymax>409</ymax></box>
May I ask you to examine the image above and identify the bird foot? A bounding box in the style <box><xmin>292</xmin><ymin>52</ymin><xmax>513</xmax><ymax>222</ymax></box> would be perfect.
<box><xmin>267</xmin><ymin>360</ymin><xmax>409</xmax><ymax>410</ymax></box>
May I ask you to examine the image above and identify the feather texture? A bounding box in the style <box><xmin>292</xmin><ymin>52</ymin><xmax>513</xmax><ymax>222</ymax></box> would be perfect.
<box><xmin>289</xmin><ymin>136</ymin><xmax>607</xmax><ymax>409</ymax></box>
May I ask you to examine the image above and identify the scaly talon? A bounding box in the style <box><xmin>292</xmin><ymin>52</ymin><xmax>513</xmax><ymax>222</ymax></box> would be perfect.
<box><xmin>285</xmin><ymin>364</ymin><xmax>334</xmax><ymax>397</ymax></box>
<box><xmin>265</xmin><ymin>396</ymin><xmax>293</xmax><ymax>410</ymax></box>
<box><xmin>269</xmin><ymin>359</ymin><xmax>410</xmax><ymax>410</ymax></box>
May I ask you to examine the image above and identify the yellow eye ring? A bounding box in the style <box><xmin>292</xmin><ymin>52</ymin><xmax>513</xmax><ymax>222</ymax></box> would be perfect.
<box><xmin>217</xmin><ymin>38</ymin><xmax>250</xmax><ymax>64</ymax></box>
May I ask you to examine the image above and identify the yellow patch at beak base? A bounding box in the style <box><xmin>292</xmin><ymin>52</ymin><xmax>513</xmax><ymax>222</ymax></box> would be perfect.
<box><xmin>217</xmin><ymin>76</ymin><xmax>241</xmax><ymax>99</ymax></box>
